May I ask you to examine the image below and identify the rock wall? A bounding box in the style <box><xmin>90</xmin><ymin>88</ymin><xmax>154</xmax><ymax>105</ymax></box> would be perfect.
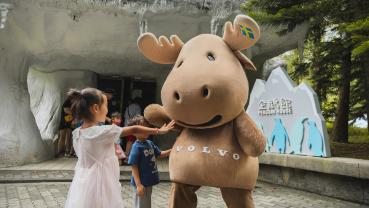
<box><xmin>0</xmin><ymin>0</ymin><xmax>309</xmax><ymax>166</ymax></box>
<box><xmin>27</xmin><ymin>68</ymin><xmax>97</xmax><ymax>142</ymax></box>
<box><xmin>0</xmin><ymin>48</ymin><xmax>51</xmax><ymax>167</ymax></box>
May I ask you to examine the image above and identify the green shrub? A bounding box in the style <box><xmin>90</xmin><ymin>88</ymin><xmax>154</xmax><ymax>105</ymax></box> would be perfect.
<box><xmin>326</xmin><ymin>122</ymin><xmax>369</xmax><ymax>143</ymax></box>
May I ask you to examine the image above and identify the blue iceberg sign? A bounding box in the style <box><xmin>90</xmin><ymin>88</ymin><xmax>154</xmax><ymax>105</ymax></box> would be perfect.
<box><xmin>247</xmin><ymin>67</ymin><xmax>331</xmax><ymax>157</ymax></box>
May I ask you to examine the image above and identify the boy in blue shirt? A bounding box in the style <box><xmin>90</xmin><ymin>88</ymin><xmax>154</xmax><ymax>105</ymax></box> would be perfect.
<box><xmin>128</xmin><ymin>115</ymin><xmax>171</xmax><ymax>208</ymax></box>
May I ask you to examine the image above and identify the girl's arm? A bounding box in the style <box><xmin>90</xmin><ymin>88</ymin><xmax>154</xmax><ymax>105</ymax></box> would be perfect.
<box><xmin>158</xmin><ymin>149</ymin><xmax>171</xmax><ymax>159</ymax></box>
<box><xmin>132</xmin><ymin>165</ymin><xmax>145</xmax><ymax>197</ymax></box>
<box><xmin>121</xmin><ymin>120</ymin><xmax>175</xmax><ymax>138</ymax></box>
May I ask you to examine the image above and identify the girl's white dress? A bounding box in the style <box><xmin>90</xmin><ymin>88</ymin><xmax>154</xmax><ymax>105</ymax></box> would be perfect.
<box><xmin>65</xmin><ymin>125</ymin><xmax>124</xmax><ymax>208</ymax></box>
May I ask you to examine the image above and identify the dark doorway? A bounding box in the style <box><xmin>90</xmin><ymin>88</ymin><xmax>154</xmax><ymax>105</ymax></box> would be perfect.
<box><xmin>132</xmin><ymin>79</ymin><xmax>157</xmax><ymax>110</ymax></box>
<box><xmin>97</xmin><ymin>75</ymin><xmax>124</xmax><ymax>117</ymax></box>
<box><xmin>97</xmin><ymin>75</ymin><xmax>157</xmax><ymax>118</ymax></box>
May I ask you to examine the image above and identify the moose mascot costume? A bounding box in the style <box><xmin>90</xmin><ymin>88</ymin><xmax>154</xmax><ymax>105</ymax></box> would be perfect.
<box><xmin>137</xmin><ymin>15</ymin><xmax>266</xmax><ymax>208</ymax></box>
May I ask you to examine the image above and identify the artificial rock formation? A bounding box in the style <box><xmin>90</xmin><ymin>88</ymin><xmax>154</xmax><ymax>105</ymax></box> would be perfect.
<box><xmin>0</xmin><ymin>0</ymin><xmax>308</xmax><ymax>166</ymax></box>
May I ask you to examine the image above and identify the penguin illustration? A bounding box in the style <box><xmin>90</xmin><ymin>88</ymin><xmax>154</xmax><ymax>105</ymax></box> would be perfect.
<box><xmin>255</xmin><ymin>122</ymin><xmax>268</xmax><ymax>152</ymax></box>
<box><xmin>290</xmin><ymin>117</ymin><xmax>308</xmax><ymax>154</ymax></box>
<box><xmin>268</xmin><ymin>117</ymin><xmax>290</xmax><ymax>153</ymax></box>
<box><xmin>307</xmin><ymin>120</ymin><xmax>324</xmax><ymax>156</ymax></box>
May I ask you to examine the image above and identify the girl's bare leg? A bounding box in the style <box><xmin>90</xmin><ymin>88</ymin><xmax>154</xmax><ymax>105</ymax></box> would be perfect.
<box><xmin>57</xmin><ymin>129</ymin><xmax>66</xmax><ymax>156</ymax></box>
<box><xmin>65</xmin><ymin>128</ymin><xmax>72</xmax><ymax>155</ymax></box>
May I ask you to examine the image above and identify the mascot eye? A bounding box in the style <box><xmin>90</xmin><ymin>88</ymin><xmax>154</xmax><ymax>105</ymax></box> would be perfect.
<box><xmin>202</xmin><ymin>87</ymin><xmax>209</xmax><ymax>97</ymax></box>
<box><xmin>177</xmin><ymin>60</ymin><xmax>183</xmax><ymax>68</ymax></box>
<box><xmin>207</xmin><ymin>53</ymin><xmax>215</xmax><ymax>61</ymax></box>
<box><xmin>174</xmin><ymin>91</ymin><xmax>181</xmax><ymax>101</ymax></box>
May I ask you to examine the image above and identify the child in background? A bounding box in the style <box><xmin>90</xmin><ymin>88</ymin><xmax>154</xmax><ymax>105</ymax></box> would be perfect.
<box><xmin>68</xmin><ymin>118</ymin><xmax>83</xmax><ymax>157</ymax></box>
<box><xmin>57</xmin><ymin>98</ymin><xmax>74</xmax><ymax>157</ymax></box>
<box><xmin>128</xmin><ymin>115</ymin><xmax>172</xmax><ymax>208</ymax></box>
<box><xmin>64</xmin><ymin>88</ymin><xmax>175</xmax><ymax>208</ymax></box>
<box><xmin>111</xmin><ymin>112</ymin><xmax>127</xmax><ymax>164</ymax></box>
<box><xmin>124</xmin><ymin>98</ymin><xmax>142</xmax><ymax>159</ymax></box>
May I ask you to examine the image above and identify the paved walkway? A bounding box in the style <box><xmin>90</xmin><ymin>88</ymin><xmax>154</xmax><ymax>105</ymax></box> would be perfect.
<box><xmin>0</xmin><ymin>158</ymin><xmax>368</xmax><ymax>208</ymax></box>
<box><xmin>1</xmin><ymin>181</ymin><xmax>368</xmax><ymax>208</ymax></box>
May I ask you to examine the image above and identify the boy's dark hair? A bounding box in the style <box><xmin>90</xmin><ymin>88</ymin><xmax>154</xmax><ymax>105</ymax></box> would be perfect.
<box><xmin>111</xmin><ymin>112</ymin><xmax>121</xmax><ymax>119</ymax></box>
<box><xmin>67</xmin><ymin>88</ymin><xmax>104</xmax><ymax>121</ymax></box>
<box><xmin>127</xmin><ymin>115</ymin><xmax>151</xmax><ymax>127</ymax></box>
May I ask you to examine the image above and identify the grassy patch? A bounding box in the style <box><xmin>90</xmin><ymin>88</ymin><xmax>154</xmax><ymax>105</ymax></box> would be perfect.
<box><xmin>326</xmin><ymin>123</ymin><xmax>369</xmax><ymax>143</ymax></box>
<box><xmin>326</xmin><ymin>123</ymin><xmax>369</xmax><ymax>159</ymax></box>
<box><xmin>349</xmin><ymin>135</ymin><xmax>369</xmax><ymax>143</ymax></box>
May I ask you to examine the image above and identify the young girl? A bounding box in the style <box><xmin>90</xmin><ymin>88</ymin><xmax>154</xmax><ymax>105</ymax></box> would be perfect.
<box><xmin>64</xmin><ymin>88</ymin><xmax>175</xmax><ymax>208</ymax></box>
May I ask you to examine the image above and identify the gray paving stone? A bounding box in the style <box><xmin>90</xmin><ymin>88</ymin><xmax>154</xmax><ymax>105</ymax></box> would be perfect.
<box><xmin>0</xmin><ymin>181</ymin><xmax>367</xmax><ymax>208</ymax></box>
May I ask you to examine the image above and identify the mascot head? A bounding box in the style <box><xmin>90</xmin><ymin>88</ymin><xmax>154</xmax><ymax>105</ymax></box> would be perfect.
<box><xmin>138</xmin><ymin>15</ymin><xmax>260</xmax><ymax>129</ymax></box>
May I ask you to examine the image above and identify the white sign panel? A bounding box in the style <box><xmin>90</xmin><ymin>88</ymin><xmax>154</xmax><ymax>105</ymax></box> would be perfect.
<box><xmin>247</xmin><ymin>67</ymin><xmax>331</xmax><ymax>157</ymax></box>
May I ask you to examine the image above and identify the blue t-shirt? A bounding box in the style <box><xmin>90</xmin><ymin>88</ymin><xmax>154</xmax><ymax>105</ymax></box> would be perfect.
<box><xmin>128</xmin><ymin>139</ymin><xmax>161</xmax><ymax>187</ymax></box>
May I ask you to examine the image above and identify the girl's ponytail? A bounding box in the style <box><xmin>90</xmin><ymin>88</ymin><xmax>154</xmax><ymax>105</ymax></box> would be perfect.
<box><xmin>68</xmin><ymin>89</ymin><xmax>83</xmax><ymax>101</ymax></box>
<box><xmin>68</xmin><ymin>89</ymin><xmax>87</xmax><ymax>120</ymax></box>
<box><xmin>67</xmin><ymin>88</ymin><xmax>104</xmax><ymax>121</ymax></box>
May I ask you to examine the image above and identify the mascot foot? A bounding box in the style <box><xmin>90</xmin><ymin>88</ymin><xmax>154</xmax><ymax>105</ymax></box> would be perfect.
<box><xmin>169</xmin><ymin>182</ymin><xmax>200</xmax><ymax>208</ymax></box>
<box><xmin>221</xmin><ymin>187</ymin><xmax>254</xmax><ymax>208</ymax></box>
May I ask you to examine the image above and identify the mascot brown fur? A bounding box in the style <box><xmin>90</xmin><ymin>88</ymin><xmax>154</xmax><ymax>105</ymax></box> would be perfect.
<box><xmin>137</xmin><ymin>15</ymin><xmax>266</xmax><ymax>208</ymax></box>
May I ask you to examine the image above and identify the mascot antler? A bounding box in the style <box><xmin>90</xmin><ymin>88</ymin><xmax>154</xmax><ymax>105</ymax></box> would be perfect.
<box><xmin>223</xmin><ymin>15</ymin><xmax>261</xmax><ymax>71</ymax></box>
<box><xmin>137</xmin><ymin>33</ymin><xmax>184</xmax><ymax>64</ymax></box>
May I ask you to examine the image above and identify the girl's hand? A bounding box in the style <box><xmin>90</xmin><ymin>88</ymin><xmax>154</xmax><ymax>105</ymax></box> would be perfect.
<box><xmin>137</xmin><ymin>184</ymin><xmax>145</xmax><ymax>197</ymax></box>
<box><xmin>158</xmin><ymin>120</ymin><xmax>176</xmax><ymax>134</ymax></box>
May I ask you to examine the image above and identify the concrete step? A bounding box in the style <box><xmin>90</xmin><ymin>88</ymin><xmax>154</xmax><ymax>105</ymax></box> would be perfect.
<box><xmin>0</xmin><ymin>158</ymin><xmax>170</xmax><ymax>183</ymax></box>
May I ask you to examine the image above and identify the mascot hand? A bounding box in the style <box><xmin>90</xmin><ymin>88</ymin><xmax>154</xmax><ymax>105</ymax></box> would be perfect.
<box><xmin>144</xmin><ymin>104</ymin><xmax>182</xmax><ymax>132</ymax></box>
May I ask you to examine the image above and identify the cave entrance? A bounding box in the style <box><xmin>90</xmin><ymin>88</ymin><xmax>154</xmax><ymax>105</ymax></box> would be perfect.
<box><xmin>97</xmin><ymin>75</ymin><xmax>157</xmax><ymax>118</ymax></box>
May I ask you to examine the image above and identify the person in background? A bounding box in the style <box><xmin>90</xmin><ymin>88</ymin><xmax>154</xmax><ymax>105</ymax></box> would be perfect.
<box><xmin>57</xmin><ymin>98</ymin><xmax>74</xmax><ymax>157</ymax></box>
<box><xmin>111</xmin><ymin>112</ymin><xmax>127</xmax><ymax>165</ymax></box>
<box><xmin>69</xmin><ymin>118</ymin><xmax>84</xmax><ymax>157</ymax></box>
<box><xmin>124</xmin><ymin>98</ymin><xmax>142</xmax><ymax>158</ymax></box>
<box><xmin>124</xmin><ymin>98</ymin><xmax>142</xmax><ymax>126</ymax></box>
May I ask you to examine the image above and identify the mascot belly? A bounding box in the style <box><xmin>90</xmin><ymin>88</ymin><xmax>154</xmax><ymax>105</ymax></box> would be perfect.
<box><xmin>169</xmin><ymin>123</ymin><xmax>259</xmax><ymax>190</ymax></box>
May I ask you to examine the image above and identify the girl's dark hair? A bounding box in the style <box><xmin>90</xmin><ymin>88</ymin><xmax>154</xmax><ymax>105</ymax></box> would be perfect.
<box><xmin>127</xmin><ymin>115</ymin><xmax>151</xmax><ymax>127</ymax></box>
<box><xmin>67</xmin><ymin>88</ymin><xmax>104</xmax><ymax>121</ymax></box>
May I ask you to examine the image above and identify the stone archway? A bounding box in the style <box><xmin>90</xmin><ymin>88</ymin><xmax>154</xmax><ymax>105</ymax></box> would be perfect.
<box><xmin>0</xmin><ymin>0</ymin><xmax>309</xmax><ymax>166</ymax></box>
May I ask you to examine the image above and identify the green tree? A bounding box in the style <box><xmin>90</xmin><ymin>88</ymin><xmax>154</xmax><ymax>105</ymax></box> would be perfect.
<box><xmin>242</xmin><ymin>0</ymin><xmax>369</xmax><ymax>142</ymax></box>
<box><xmin>343</xmin><ymin>17</ymin><xmax>369</xmax><ymax>133</ymax></box>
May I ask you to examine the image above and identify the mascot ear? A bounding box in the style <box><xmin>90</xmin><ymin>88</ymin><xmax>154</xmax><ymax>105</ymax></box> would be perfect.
<box><xmin>137</xmin><ymin>33</ymin><xmax>184</xmax><ymax>64</ymax></box>
<box><xmin>223</xmin><ymin>15</ymin><xmax>260</xmax><ymax>51</ymax></box>
<box><xmin>234</xmin><ymin>50</ymin><xmax>257</xmax><ymax>71</ymax></box>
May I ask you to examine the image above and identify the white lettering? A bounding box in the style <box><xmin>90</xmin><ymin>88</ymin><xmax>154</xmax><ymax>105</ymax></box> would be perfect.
<box><xmin>258</xmin><ymin>98</ymin><xmax>293</xmax><ymax>116</ymax></box>
<box><xmin>187</xmin><ymin>145</ymin><xmax>196</xmax><ymax>152</ymax></box>
<box><xmin>202</xmin><ymin>146</ymin><xmax>210</xmax><ymax>153</ymax></box>
<box><xmin>233</xmin><ymin>153</ymin><xmax>240</xmax><ymax>160</ymax></box>
<box><xmin>217</xmin><ymin>149</ymin><xmax>228</xmax><ymax>157</ymax></box>
<box><xmin>176</xmin><ymin>146</ymin><xmax>183</xmax><ymax>152</ymax></box>
<box><xmin>174</xmin><ymin>145</ymin><xmax>241</xmax><ymax>161</ymax></box>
